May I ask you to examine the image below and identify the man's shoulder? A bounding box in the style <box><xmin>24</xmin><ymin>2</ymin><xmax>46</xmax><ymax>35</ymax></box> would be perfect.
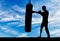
<box><xmin>46</xmin><ymin>10</ymin><xmax>49</xmax><ymax>13</ymax></box>
<box><xmin>46</xmin><ymin>10</ymin><xmax>48</xmax><ymax>12</ymax></box>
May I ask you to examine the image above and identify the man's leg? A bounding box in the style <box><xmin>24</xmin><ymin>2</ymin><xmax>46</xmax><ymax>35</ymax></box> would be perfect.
<box><xmin>40</xmin><ymin>24</ymin><xmax>44</xmax><ymax>37</ymax></box>
<box><xmin>45</xmin><ymin>24</ymin><xmax>50</xmax><ymax>38</ymax></box>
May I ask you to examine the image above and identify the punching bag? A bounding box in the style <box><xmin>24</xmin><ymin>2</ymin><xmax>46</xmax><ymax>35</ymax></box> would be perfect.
<box><xmin>25</xmin><ymin>0</ymin><xmax>33</xmax><ymax>32</ymax></box>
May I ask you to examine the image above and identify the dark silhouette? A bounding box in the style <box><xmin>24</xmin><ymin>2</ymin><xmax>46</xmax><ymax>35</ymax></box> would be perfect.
<box><xmin>40</xmin><ymin>6</ymin><xmax>50</xmax><ymax>38</ymax></box>
<box><xmin>25</xmin><ymin>0</ymin><xmax>33</xmax><ymax>32</ymax></box>
<box><xmin>33</xmin><ymin>6</ymin><xmax>50</xmax><ymax>38</ymax></box>
<box><xmin>25</xmin><ymin>0</ymin><xmax>50</xmax><ymax>37</ymax></box>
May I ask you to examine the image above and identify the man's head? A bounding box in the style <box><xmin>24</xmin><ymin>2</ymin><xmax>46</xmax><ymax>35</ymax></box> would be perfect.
<box><xmin>42</xmin><ymin>6</ymin><xmax>46</xmax><ymax>11</ymax></box>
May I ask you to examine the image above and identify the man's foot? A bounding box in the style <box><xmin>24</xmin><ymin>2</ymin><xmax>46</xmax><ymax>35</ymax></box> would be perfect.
<box><xmin>37</xmin><ymin>36</ymin><xmax>41</xmax><ymax>38</ymax></box>
<box><xmin>47</xmin><ymin>36</ymin><xmax>50</xmax><ymax>38</ymax></box>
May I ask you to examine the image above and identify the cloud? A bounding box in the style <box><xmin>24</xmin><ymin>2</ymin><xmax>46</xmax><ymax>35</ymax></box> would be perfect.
<box><xmin>50</xmin><ymin>29</ymin><xmax>60</xmax><ymax>37</ymax></box>
<box><xmin>0</xmin><ymin>17</ymin><xmax>18</xmax><ymax>22</ymax></box>
<box><xmin>0</xmin><ymin>8</ymin><xmax>25</xmax><ymax>23</ymax></box>
<box><xmin>0</xmin><ymin>26</ymin><xmax>19</xmax><ymax>35</ymax></box>
<box><xmin>12</xmin><ymin>5</ymin><xmax>25</xmax><ymax>13</ymax></box>
<box><xmin>47</xmin><ymin>6</ymin><xmax>60</xmax><ymax>36</ymax></box>
<box><xmin>32</xmin><ymin>18</ymin><xmax>42</xmax><ymax>24</ymax></box>
<box><xmin>48</xmin><ymin>8</ymin><xmax>60</xmax><ymax>37</ymax></box>
<box><xmin>51</xmin><ymin>0</ymin><xmax>60</xmax><ymax>3</ymax></box>
<box><xmin>55</xmin><ymin>34</ymin><xmax>60</xmax><ymax>37</ymax></box>
<box><xmin>48</xmin><ymin>9</ymin><xmax>60</xmax><ymax>24</ymax></box>
<box><xmin>50</xmin><ymin>29</ymin><xmax>60</xmax><ymax>35</ymax></box>
<box><xmin>17</xmin><ymin>33</ymin><xmax>28</xmax><ymax>37</ymax></box>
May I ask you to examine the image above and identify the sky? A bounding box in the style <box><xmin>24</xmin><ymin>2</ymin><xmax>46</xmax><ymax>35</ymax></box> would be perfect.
<box><xmin>0</xmin><ymin>0</ymin><xmax>60</xmax><ymax>38</ymax></box>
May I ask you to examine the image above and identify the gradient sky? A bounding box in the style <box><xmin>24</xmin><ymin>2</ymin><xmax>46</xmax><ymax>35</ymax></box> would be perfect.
<box><xmin>0</xmin><ymin>0</ymin><xmax>60</xmax><ymax>37</ymax></box>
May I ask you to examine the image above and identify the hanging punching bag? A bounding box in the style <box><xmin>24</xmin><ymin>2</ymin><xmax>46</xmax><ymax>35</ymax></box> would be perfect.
<box><xmin>25</xmin><ymin>0</ymin><xmax>33</xmax><ymax>32</ymax></box>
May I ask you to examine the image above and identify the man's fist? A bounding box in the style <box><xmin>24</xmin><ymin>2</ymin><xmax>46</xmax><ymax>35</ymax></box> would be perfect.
<box><xmin>38</xmin><ymin>10</ymin><xmax>41</xmax><ymax>13</ymax></box>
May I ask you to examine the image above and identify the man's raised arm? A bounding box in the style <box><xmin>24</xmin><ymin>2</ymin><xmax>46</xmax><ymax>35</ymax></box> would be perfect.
<box><xmin>32</xmin><ymin>10</ymin><xmax>41</xmax><ymax>14</ymax></box>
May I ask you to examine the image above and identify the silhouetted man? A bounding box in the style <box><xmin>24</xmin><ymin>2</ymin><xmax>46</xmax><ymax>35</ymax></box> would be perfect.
<box><xmin>40</xmin><ymin>6</ymin><xmax>50</xmax><ymax>38</ymax></box>
<box><xmin>33</xmin><ymin>6</ymin><xmax>50</xmax><ymax>38</ymax></box>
